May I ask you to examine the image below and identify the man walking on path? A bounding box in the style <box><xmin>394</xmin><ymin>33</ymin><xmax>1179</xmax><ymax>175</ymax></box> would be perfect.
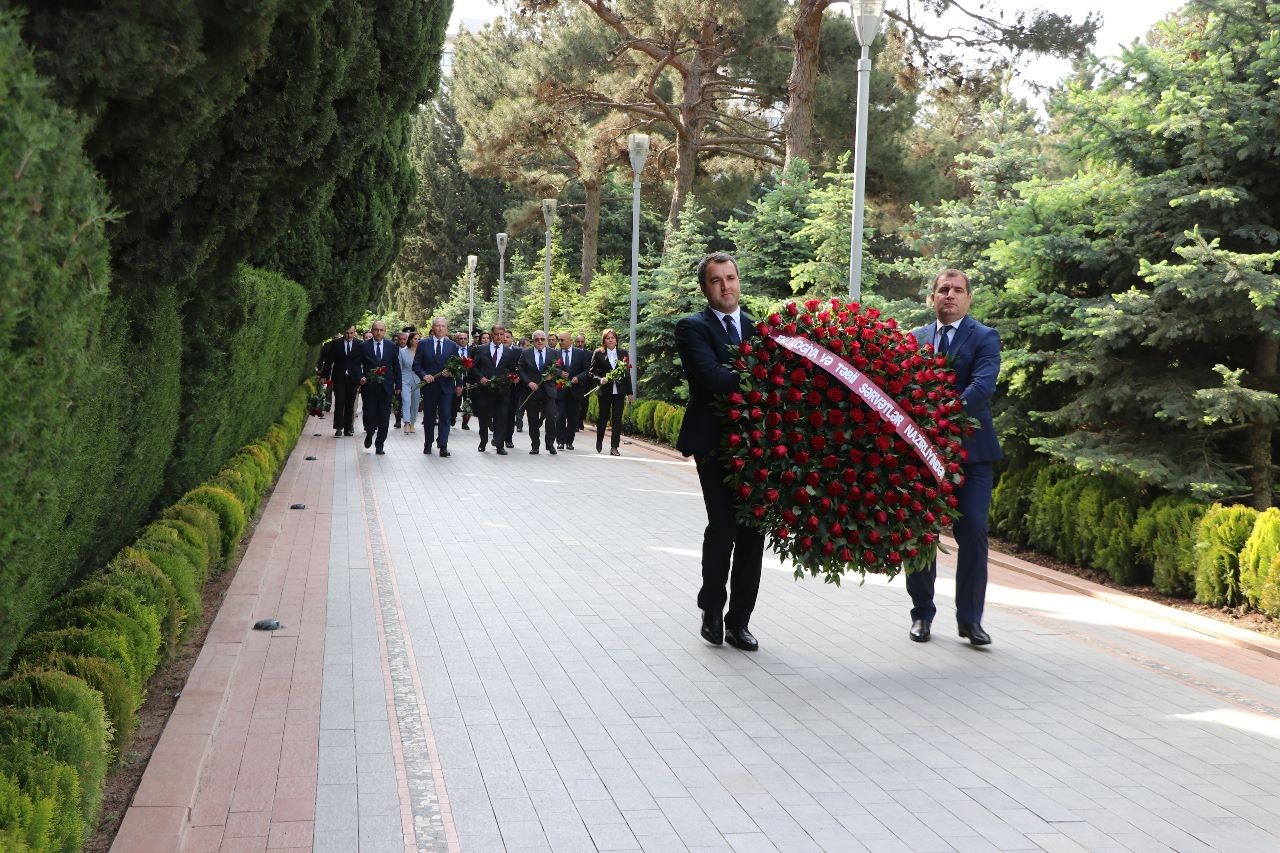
<box><xmin>554</xmin><ymin>332</ymin><xmax>589</xmax><ymax>450</ymax></box>
<box><xmin>469</xmin><ymin>323</ymin><xmax>517</xmax><ymax>455</ymax></box>
<box><xmin>518</xmin><ymin>330</ymin><xmax>559</xmax><ymax>455</ymax></box>
<box><xmin>675</xmin><ymin>252</ymin><xmax>765</xmax><ymax>652</ymax></box>
<box><xmin>360</xmin><ymin>321</ymin><xmax>401</xmax><ymax>455</ymax></box>
<box><xmin>906</xmin><ymin>269</ymin><xmax>1002</xmax><ymax>646</ymax></box>
<box><xmin>413</xmin><ymin>316</ymin><xmax>459</xmax><ymax>458</ymax></box>
<box><xmin>328</xmin><ymin>325</ymin><xmax>363</xmax><ymax>437</ymax></box>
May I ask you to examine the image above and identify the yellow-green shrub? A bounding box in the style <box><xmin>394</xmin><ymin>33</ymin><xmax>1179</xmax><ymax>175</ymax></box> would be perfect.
<box><xmin>179</xmin><ymin>486</ymin><xmax>246</xmax><ymax>561</ymax></box>
<box><xmin>1239</xmin><ymin>508</ymin><xmax>1280</xmax><ymax>610</ymax></box>
<box><xmin>1132</xmin><ymin>496</ymin><xmax>1209</xmax><ymax>597</ymax></box>
<box><xmin>1194</xmin><ymin>504</ymin><xmax>1259</xmax><ymax>607</ymax></box>
<box><xmin>161</xmin><ymin>503</ymin><xmax>221</xmax><ymax>570</ymax></box>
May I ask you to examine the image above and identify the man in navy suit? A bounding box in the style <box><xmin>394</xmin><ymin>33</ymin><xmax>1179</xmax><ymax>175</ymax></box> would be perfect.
<box><xmin>675</xmin><ymin>252</ymin><xmax>765</xmax><ymax>652</ymax></box>
<box><xmin>907</xmin><ymin>269</ymin><xmax>1002</xmax><ymax>646</ymax></box>
<box><xmin>468</xmin><ymin>323</ymin><xmax>518</xmax><ymax>455</ymax></box>
<box><xmin>553</xmin><ymin>332</ymin><xmax>590</xmax><ymax>450</ymax></box>
<box><xmin>327</xmin><ymin>325</ymin><xmax>363</xmax><ymax>437</ymax></box>
<box><xmin>412</xmin><ymin>316</ymin><xmax>459</xmax><ymax>458</ymax></box>
<box><xmin>360</xmin><ymin>320</ymin><xmax>401</xmax><ymax>455</ymax></box>
<box><xmin>517</xmin><ymin>330</ymin><xmax>559</xmax><ymax>455</ymax></box>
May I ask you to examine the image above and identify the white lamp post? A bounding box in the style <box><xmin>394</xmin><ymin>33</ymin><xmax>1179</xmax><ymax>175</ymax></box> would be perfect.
<box><xmin>541</xmin><ymin>199</ymin><xmax>557</xmax><ymax>336</ymax></box>
<box><xmin>466</xmin><ymin>254</ymin><xmax>477</xmax><ymax>340</ymax></box>
<box><xmin>496</xmin><ymin>232</ymin><xmax>508</xmax><ymax>325</ymax></box>
<box><xmin>847</xmin><ymin>0</ymin><xmax>885</xmax><ymax>302</ymax></box>
<box><xmin>627</xmin><ymin>133</ymin><xmax>650</xmax><ymax>396</ymax></box>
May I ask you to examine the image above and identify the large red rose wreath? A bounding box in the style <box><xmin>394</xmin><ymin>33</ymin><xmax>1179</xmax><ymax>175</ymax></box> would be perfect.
<box><xmin>721</xmin><ymin>297</ymin><xmax>975</xmax><ymax>583</ymax></box>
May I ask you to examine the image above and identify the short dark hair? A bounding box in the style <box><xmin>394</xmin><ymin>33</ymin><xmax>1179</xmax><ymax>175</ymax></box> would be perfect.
<box><xmin>697</xmin><ymin>252</ymin><xmax>738</xmax><ymax>288</ymax></box>
<box><xmin>932</xmin><ymin>268</ymin><xmax>970</xmax><ymax>292</ymax></box>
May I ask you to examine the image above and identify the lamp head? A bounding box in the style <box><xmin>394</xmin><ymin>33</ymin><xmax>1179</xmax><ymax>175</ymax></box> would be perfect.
<box><xmin>496</xmin><ymin>233</ymin><xmax>508</xmax><ymax>255</ymax></box>
<box><xmin>627</xmin><ymin>133</ymin><xmax>650</xmax><ymax>173</ymax></box>
<box><xmin>466</xmin><ymin>255</ymin><xmax>477</xmax><ymax>273</ymax></box>
<box><xmin>541</xmin><ymin>198</ymin><xmax>557</xmax><ymax>229</ymax></box>
<box><xmin>853</xmin><ymin>0</ymin><xmax>885</xmax><ymax>46</ymax></box>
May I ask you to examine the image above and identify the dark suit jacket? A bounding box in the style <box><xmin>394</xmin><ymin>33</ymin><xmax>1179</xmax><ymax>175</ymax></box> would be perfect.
<box><xmin>589</xmin><ymin>349</ymin><xmax>633</xmax><ymax>397</ymax></box>
<box><xmin>329</xmin><ymin>337</ymin><xmax>365</xmax><ymax>383</ymax></box>
<box><xmin>910</xmin><ymin>315</ymin><xmax>1002</xmax><ymax>464</ymax></box>
<box><xmin>412</xmin><ymin>336</ymin><xmax>461</xmax><ymax>391</ymax></box>
<box><xmin>518</xmin><ymin>347</ymin><xmax>562</xmax><ymax>401</ymax></box>
<box><xmin>469</xmin><ymin>343</ymin><xmax>519</xmax><ymax>387</ymax></box>
<box><xmin>554</xmin><ymin>348</ymin><xmax>590</xmax><ymax>397</ymax></box>
<box><xmin>361</xmin><ymin>338</ymin><xmax>401</xmax><ymax>396</ymax></box>
<box><xmin>675</xmin><ymin>307</ymin><xmax>755</xmax><ymax>457</ymax></box>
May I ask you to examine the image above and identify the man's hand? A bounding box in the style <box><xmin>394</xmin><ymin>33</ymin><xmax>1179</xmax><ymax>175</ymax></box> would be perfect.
<box><xmin>570</xmin><ymin>377</ymin><xmax>579</xmax><ymax>385</ymax></box>
<box><xmin>359</xmin><ymin>377</ymin><xmax>367</xmax><ymax>385</ymax></box>
<box><xmin>455</xmin><ymin>387</ymin><xmax>463</xmax><ymax>396</ymax></box>
<box><xmin>480</xmin><ymin>376</ymin><xmax>490</xmax><ymax>385</ymax></box>
<box><xmin>422</xmin><ymin>374</ymin><xmax>434</xmax><ymax>384</ymax></box>
<box><xmin>442</xmin><ymin>370</ymin><xmax>452</xmax><ymax>378</ymax></box>
<box><xmin>527</xmin><ymin>381</ymin><xmax>539</xmax><ymax>392</ymax></box>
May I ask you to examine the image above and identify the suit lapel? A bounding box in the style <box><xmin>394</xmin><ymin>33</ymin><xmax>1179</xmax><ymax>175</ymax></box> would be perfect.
<box><xmin>949</xmin><ymin>316</ymin><xmax>975</xmax><ymax>357</ymax></box>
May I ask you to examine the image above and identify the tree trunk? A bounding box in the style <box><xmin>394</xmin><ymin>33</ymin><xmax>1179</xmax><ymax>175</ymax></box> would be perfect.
<box><xmin>665</xmin><ymin>19</ymin><xmax>718</xmax><ymax>240</ymax></box>
<box><xmin>580</xmin><ymin>178</ymin><xmax>601</xmax><ymax>294</ymax></box>
<box><xmin>784</xmin><ymin>0</ymin><xmax>828</xmax><ymax>169</ymax></box>
<box><xmin>1248</xmin><ymin>332</ymin><xmax>1278</xmax><ymax>510</ymax></box>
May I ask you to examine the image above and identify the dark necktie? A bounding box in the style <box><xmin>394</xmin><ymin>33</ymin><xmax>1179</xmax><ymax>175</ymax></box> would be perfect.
<box><xmin>937</xmin><ymin>324</ymin><xmax>954</xmax><ymax>357</ymax></box>
<box><xmin>376</xmin><ymin>342</ymin><xmax>382</xmax><ymax>361</ymax></box>
<box><xmin>537</xmin><ymin>351</ymin><xmax>543</xmax><ymax>372</ymax></box>
<box><xmin>436</xmin><ymin>339</ymin><xmax>441</xmax><ymax>358</ymax></box>
<box><xmin>723</xmin><ymin>314</ymin><xmax>740</xmax><ymax>345</ymax></box>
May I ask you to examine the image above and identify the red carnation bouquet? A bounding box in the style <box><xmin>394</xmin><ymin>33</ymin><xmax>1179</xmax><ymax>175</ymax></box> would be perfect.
<box><xmin>719</xmin><ymin>297</ymin><xmax>974</xmax><ymax>583</ymax></box>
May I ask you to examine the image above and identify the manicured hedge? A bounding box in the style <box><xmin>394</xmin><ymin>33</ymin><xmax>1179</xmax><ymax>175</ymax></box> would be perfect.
<box><xmin>0</xmin><ymin>382</ymin><xmax>313</xmax><ymax>849</ymax></box>
<box><xmin>584</xmin><ymin>395</ymin><xmax>685</xmax><ymax>449</ymax></box>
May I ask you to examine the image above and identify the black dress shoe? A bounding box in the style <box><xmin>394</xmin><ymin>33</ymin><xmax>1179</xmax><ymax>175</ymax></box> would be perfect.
<box><xmin>495</xmin><ymin>446</ymin><xmax>507</xmax><ymax>455</ymax></box>
<box><xmin>596</xmin><ymin>438</ymin><xmax>603</xmax><ymax>453</ymax></box>
<box><xmin>958</xmin><ymin>623</ymin><xmax>992</xmax><ymax>646</ymax></box>
<box><xmin>505</xmin><ymin>440</ymin><xmax>514</xmax><ymax>448</ymax></box>
<box><xmin>910</xmin><ymin>619</ymin><xmax>931</xmax><ymax>643</ymax></box>
<box><xmin>566</xmin><ymin>443</ymin><xmax>574</xmax><ymax>450</ymax></box>
<box><xmin>700</xmin><ymin>610</ymin><xmax>723</xmax><ymax>646</ymax></box>
<box><xmin>530</xmin><ymin>448</ymin><xmax>539</xmax><ymax>454</ymax></box>
<box><xmin>478</xmin><ymin>442</ymin><xmax>486</xmax><ymax>452</ymax></box>
<box><xmin>344</xmin><ymin>429</ymin><xmax>354</xmax><ymax>436</ymax></box>
<box><xmin>438</xmin><ymin>448</ymin><xmax>450</xmax><ymax>458</ymax></box>
<box><xmin>461</xmin><ymin>423</ymin><xmax>471</xmax><ymax>430</ymax></box>
<box><xmin>610</xmin><ymin>448</ymin><xmax>620</xmax><ymax>456</ymax></box>
<box><xmin>375</xmin><ymin>448</ymin><xmax>386</xmax><ymax>455</ymax></box>
<box><xmin>548</xmin><ymin>447</ymin><xmax>557</xmax><ymax>455</ymax></box>
<box><xmin>364</xmin><ymin>433</ymin><xmax>373</xmax><ymax>448</ymax></box>
<box><xmin>424</xmin><ymin>445</ymin><xmax>431</xmax><ymax>455</ymax></box>
<box><xmin>724</xmin><ymin>625</ymin><xmax>758</xmax><ymax>652</ymax></box>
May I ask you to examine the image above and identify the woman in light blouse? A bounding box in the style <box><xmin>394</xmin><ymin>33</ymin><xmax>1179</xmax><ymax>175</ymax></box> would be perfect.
<box><xmin>589</xmin><ymin>328</ymin><xmax>633</xmax><ymax>455</ymax></box>
<box><xmin>399</xmin><ymin>331</ymin><xmax>421</xmax><ymax>433</ymax></box>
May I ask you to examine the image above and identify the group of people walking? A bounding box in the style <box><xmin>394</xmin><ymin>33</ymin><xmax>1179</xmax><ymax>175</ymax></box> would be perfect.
<box><xmin>317</xmin><ymin>252</ymin><xmax>1000</xmax><ymax>658</ymax></box>
<box><xmin>316</xmin><ymin>319</ymin><xmax>634</xmax><ymax>459</ymax></box>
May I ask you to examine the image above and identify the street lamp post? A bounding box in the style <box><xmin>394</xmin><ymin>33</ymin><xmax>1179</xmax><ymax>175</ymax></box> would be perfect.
<box><xmin>627</xmin><ymin>133</ymin><xmax>650</xmax><ymax>396</ymax></box>
<box><xmin>496</xmin><ymin>233</ymin><xmax>508</xmax><ymax>325</ymax></box>
<box><xmin>541</xmin><ymin>199</ymin><xmax>556</xmax><ymax>336</ymax></box>
<box><xmin>847</xmin><ymin>0</ymin><xmax>885</xmax><ymax>302</ymax></box>
<box><xmin>466</xmin><ymin>254</ymin><xmax>477</xmax><ymax>340</ymax></box>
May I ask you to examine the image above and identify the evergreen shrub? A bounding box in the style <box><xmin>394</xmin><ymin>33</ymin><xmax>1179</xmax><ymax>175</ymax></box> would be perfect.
<box><xmin>1239</xmin><ymin>508</ymin><xmax>1280</xmax><ymax>610</ymax></box>
<box><xmin>989</xmin><ymin>462</ymin><xmax>1044</xmax><ymax>544</ymax></box>
<box><xmin>31</xmin><ymin>656</ymin><xmax>137</xmax><ymax>752</ymax></box>
<box><xmin>666</xmin><ymin>408</ymin><xmax>684</xmax><ymax>447</ymax></box>
<box><xmin>162</xmin><ymin>503</ymin><xmax>222</xmax><ymax>570</ymax></box>
<box><xmin>0</xmin><ymin>746</ymin><xmax>82</xmax><ymax>853</ymax></box>
<box><xmin>104</xmin><ymin>553</ymin><xmax>180</xmax><ymax>660</ymax></box>
<box><xmin>1131</xmin><ymin>497</ymin><xmax>1207</xmax><ymax>597</ymax></box>
<box><xmin>180</xmin><ymin>486</ymin><xmax>246</xmax><ymax>560</ymax></box>
<box><xmin>1194</xmin><ymin>504</ymin><xmax>1259</xmax><ymax>607</ymax></box>
<box><xmin>0</xmin><ymin>704</ymin><xmax>104</xmax><ymax>839</ymax></box>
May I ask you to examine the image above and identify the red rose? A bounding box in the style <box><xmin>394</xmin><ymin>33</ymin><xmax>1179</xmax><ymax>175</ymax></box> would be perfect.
<box><xmin>768</xmin><ymin>313</ymin><xmax>783</xmax><ymax>326</ymax></box>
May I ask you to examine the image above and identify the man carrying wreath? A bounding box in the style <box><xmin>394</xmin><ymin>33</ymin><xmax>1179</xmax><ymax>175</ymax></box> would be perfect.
<box><xmin>676</xmin><ymin>252</ymin><xmax>766</xmax><ymax>652</ymax></box>
<box><xmin>907</xmin><ymin>269</ymin><xmax>1002</xmax><ymax>646</ymax></box>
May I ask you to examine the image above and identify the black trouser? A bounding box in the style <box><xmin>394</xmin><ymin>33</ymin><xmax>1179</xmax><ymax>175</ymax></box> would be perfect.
<box><xmin>477</xmin><ymin>389</ymin><xmax>509</xmax><ymax>447</ymax></box>
<box><xmin>450</xmin><ymin>387</ymin><xmax>468</xmax><ymax>426</ymax></box>
<box><xmin>362</xmin><ymin>388</ymin><xmax>394</xmax><ymax>450</ymax></box>
<box><xmin>333</xmin><ymin>378</ymin><xmax>359</xmax><ymax>433</ymax></box>
<box><xmin>695</xmin><ymin>455</ymin><xmax>765</xmax><ymax>630</ymax></box>
<box><xmin>526</xmin><ymin>393</ymin><xmax>557</xmax><ymax>450</ymax></box>
<box><xmin>556</xmin><ymin>393</ymin><xmax>581</xmax><ymax>446</ymax></box>
<box><xmin>596</xmin><ymin>390</ymin><xmax>626</xmax><ymax>449</ymax></box>
<box><xmin>506</xmin><ymin>386</ymin><xmax>521</xmax><ymax>439</ymax></box>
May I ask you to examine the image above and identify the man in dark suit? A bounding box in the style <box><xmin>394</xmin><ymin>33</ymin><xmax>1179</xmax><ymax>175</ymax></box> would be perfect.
<box><xmin>553</xmin><ymin>332</ymin><xmax>590</xmax><ymax>450</ymax></box>
<box><xmin>468</xmin><ymin>323</ymin><xmax>517</xmax><ymax>455</ymax></box>
<box><xmin>327</xmin><ymin>325</ymin><xmax>363</xmax><ymax>437</ymax></box>
<box><xmin>907</xmin><ymin>268</ymin><xmax>1002</xmax><ymax>646</ymax></box>
<box><xmin>675</xmin><ymin>252</ymin><xmax>764</xmax><ymax>652</ymax></box>
<box><xmin>450</xmin><ymin>331</ymin><xmax>472</xmax><ymax>430</ymax></box>
<box><xmin>316</xmin><ymin>331</ymin><xmax>343</xmax><ymax>419</ymax></box>
<box><xmin>412</xmin><ymin>316</ymin><xmax>459</xmax><ymax>458</ymax></box>
<box><xmin>517</xmin><ymin>330</ymin><xmax>559</xmax><ymax>455</ymax></box>
<box><xmin>504</xmin><ymin>329</ymin><xmax>523</xmax><ymax>448</ymax></box>
<box><xmin>359</xmin><ymin>320</ymin><xmax>401</xmax><ymax>455</ymax></box>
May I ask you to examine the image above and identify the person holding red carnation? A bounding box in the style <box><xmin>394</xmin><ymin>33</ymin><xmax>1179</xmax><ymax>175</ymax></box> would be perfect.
<box><xmin>907</xmin><ymin>269</ymin><xmax>1002</xmax><ymax>646</ymax></box>
<box><xmin>676</xmin><ymin>252</ymin><xmax>766</xmax><ymax>652</ymax></box>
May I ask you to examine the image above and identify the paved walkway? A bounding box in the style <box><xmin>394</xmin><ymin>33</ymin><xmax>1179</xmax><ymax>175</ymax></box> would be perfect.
<box><xmin>118</xmin><ymin>415</ymin><xmax>1280</xmax><ymax>852</ymax></box>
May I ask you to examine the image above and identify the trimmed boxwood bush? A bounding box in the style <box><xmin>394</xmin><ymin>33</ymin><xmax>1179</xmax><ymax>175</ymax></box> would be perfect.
<box><xmin>1239</xmin><ymin>508</ymin><xmax>1280</xmax><ymax>610</ymax></box>
<box><xmin>1132</xmin><ymin>497</ymin><xmax>1208</xmax><ymax>597</ymax></box>
<box><xmin>0</xmin><ymin>746</ymin><xmax>83</xmax><ymax>853</ymax></box>
<box><xmin>989</xmin><ymin>462</ymin><xmax>1045</xmax><ymax>545</ymax></box>
<box><xmin>32</xmin><ymin>655</ymin><xmax>137</xmax><ymax>753</ymax></box>
<box><xmin>0</xmin><ymin>705</ymin><xmax>108</xmax><ymax>828</ymax></box>
<box><xmin>136</xmin><ymin>522</ymin><xmax>210</xmax><ymax>587</ymax></box>
<box><xmin>1194</xmin><ymin>504</ymin><xmax>1259</xmax><ymax>607</ymax></box>
<box><xmin>162</xmin><ymin>503</ymin><xmax>222</xmax><ymax>571</ymax></box>
<box><xmin>180</xmin><ymin>486</ymin><xmax>246</xmax><ymax>561</ymax></box>
<box><xmin>666</xmin><ymin>407</ymin><xmax>684</xmax><ymax>447</ymax></box>
<box><xmin>104</xmin><ymin>553</ymin><xmax>181</xmax><ymax>659</ymax></box>
<box><xmin>0</xmin><ymin>768</ymin><xmax>58</xmax><ymax>851</ymax></box>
